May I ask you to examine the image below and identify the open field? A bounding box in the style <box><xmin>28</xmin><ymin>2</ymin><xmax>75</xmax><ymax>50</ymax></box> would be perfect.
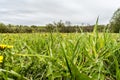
<box><xmin>0</xmin><ymin>32</ymin><xmax>120</xmax><ymax>80</ymax></box>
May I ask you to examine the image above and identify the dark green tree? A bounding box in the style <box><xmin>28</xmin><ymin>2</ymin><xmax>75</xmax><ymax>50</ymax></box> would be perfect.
<box><xmin>110</xmin><ymin>8</ymin><xmax>120</xmax><ymax>33</ymax></box>
<box><xmin>53</xmin><ymin>20</ymin><xmax>65</xmax><ymax>32</ymax></box>
<box><xmin>0</xmin><ymin>23</ymin><xmax>7</xmax><ymax>33</ymax></box>
<box><xmin>46</xmin><ymin>23</ymin><xmax>55</xmax><ymax>32</ymax></box>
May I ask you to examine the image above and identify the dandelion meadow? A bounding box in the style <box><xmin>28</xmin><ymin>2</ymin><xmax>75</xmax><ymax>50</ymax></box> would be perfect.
<box><xmin>0</xmin><ymin>26</ymin><xmax>120</xmax><ymax>80</ymax></box>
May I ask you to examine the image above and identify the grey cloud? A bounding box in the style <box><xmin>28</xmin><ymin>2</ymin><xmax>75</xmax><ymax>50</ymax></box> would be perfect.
<box><xmin>0</xmin><ymin>0</ymin><xmax>120</xmax><ymax>25</ymax></box>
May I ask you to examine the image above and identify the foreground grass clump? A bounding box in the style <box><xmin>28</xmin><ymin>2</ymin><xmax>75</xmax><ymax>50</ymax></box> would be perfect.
<box><xmin>0</xmin><ymin>31</ymin><xmax>120</xmax><ymax>80</ymax></box>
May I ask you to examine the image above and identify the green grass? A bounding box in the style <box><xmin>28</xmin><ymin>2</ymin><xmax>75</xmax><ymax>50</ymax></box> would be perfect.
<box><xmin>0</xmin><ymin>28</ymin><xmax>120</xmax><ymax>80</ymax></box>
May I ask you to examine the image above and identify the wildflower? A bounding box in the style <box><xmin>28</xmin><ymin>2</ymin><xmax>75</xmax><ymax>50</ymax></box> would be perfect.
<box><xmin>0</xmin><ymin>45</ymin><xmax>7</xmax><ymax>50</ymax></box>
<box><xmin>0</xmin><ymin>56</ymin><xmax>3</xmax><ymax>63</ymax></box>
<box><xmin>7</xmin><ymin>45</ymin><xmax>13</xmax><ymax>49</ymax></box>
<box><xmin>0</xmin><ymin>44</ymin><xmax>13</xmax><ymax>50</ymax></box>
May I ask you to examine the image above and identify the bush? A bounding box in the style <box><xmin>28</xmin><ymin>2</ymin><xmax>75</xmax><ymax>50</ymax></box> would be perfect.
<box><xmin>110</xmin><ymin>8</ymin><xmax>120</xmax><ymax>33</ymax></box>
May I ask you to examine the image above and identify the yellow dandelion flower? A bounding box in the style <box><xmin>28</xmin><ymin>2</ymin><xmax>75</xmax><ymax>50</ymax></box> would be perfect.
<box><xmin>0</xmin><ymin>56</ymin><xmax>3</xmax><ymax>63</ymax></box>
<box><xmin>0</xmin><ymin>44</ymin><xmax>13</xmax><ymax>50</ymax></box>
<box><xmin>0</xmin><ymin>45</ymin><xmax>7</xmax><ymax>50</ymax></box>
<box><xmin>7</xmin><ymin>46</ymin><xmax>13</xmax><ymax>49</ymax></box>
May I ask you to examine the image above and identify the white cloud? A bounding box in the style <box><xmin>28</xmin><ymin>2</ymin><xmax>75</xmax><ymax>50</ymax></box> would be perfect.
<box><xmin>0</xmin><ymin>0</ymin><xmax>120</xmax><ymax>25</ymax></box>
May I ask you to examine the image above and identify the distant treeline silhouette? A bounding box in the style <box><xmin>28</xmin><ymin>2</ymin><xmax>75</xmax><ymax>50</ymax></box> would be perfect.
<box><xmin>0</xmin><ymin>22</ymin><xmax>107</xmax><ymax>33</ymax></box>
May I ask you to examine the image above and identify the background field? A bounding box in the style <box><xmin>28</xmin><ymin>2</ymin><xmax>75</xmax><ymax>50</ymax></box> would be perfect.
<box><xmin>0</xmin><ymin>31</ymin><xmax>120</xmax><ymax>80</ymax></box>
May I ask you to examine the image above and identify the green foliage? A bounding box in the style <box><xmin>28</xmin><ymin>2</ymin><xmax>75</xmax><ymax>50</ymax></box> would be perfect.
<box><xmin>60</xmin><ymin>42</ymin><xmax>93</xmax><ymax>80</ymax></box>
<box><xmin>0</xmin><ymin>22</ymin><xmax>106</xmax><ymax>33</ymax></box>
<box><xmin>46</xmin><ymin>23</ymin><xmax>55</xmax><ymax>32</ymax></box>
<box><xmin>110</xmin><ymin>8</ymin><xmax>120</xmax><ymax>33</ymax></box>
<box><xmin>46</xmin><ymin>20</ymin><xmax>65</xmax><ymax>32</ymax></box>
<box><xmin>0</xmin><ymin>20</ymin><xmax>117</xmax><ymax>79</ymax></box>
<box><xmin>0</xmin><ymin>30</ymin><xmax>120</xmax><ymax>79</ymax></box>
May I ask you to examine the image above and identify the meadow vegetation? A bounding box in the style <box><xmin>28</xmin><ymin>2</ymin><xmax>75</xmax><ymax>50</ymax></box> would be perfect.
<box><xmin>0</xmin><ymin>20</ymin><xmax>120</xmax><ymax>80</ymax></box>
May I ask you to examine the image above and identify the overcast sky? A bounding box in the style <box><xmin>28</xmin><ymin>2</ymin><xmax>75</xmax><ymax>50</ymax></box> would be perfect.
<box><xmin>0</xmin><ymin>0</ymin><xmax>120</xmax><ymax>25</ymax></box>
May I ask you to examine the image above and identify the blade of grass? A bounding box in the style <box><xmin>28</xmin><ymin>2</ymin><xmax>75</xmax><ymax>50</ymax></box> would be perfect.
<box><xmin>0</xmin><ymin>69</ymin><xmax>28</xmax><ymax>80</ymax></box>
<box><xmin>60</xmin><ymin>42</ymin><xmax>93</xmax><ymax>80</ymax></box>
<box><xmin>114</xmin><ymin>56</ymin><xmax>120</xmax><ymax>80</ymax></box>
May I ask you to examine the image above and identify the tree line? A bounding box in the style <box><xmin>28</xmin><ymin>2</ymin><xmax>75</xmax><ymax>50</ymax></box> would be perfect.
<box><xmin>0</xmin><ymin>21</ymin><xmax>106</xmax><ymax>33</ymax></box>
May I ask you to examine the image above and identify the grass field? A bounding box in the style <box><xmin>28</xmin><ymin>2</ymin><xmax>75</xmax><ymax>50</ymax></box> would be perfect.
<box><xmin>0</xmin><ymin>27</ymin><xmax>120</xmax><ymax>80</ymax></box>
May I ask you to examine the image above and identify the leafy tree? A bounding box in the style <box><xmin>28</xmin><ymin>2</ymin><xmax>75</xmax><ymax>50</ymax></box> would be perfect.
<box><xmin>46</xmin><ymin>20</ymin><xmax>65</xmax><ymax>32</ymax></box>
<box><xmin>0</xmin><ymin>23</ymin><xmax>7</xmax><ymax>33</ymax></box>
<box><xmin>110</xmin><ymin>8</ymin><xmax>120</xmax><ymax>33</ymax></box>
<box><xmin>46</xmin><ymin>23</ymin><xmax>55</xmax><ymax>32</ymax></box>
<box><xmin>53</xmin><ymin>20</ymin><xmax>65</xmax><ymax>28</ymax></box>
